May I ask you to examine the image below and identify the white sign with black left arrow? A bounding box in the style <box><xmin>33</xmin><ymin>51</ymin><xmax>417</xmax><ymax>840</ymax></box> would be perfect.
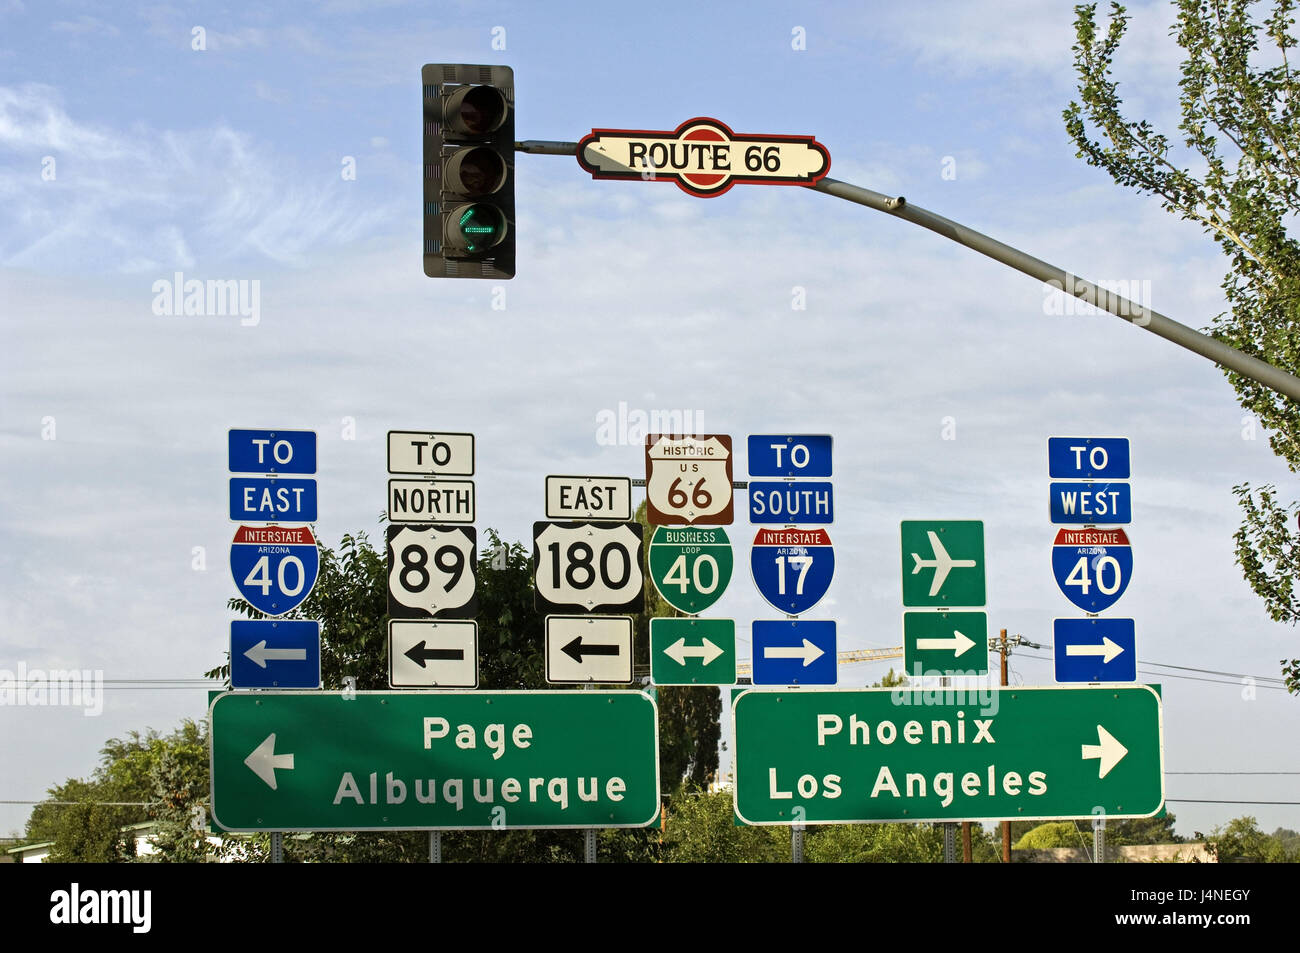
<box><xmin>388</xmin><ymin>620</ymin><xmax>478</xmax><ymax>688</ymax></box>
<box><xmin>545</xmin><ymin>615</ymin><xmax>633</xmax><ymax>685</ymax></box>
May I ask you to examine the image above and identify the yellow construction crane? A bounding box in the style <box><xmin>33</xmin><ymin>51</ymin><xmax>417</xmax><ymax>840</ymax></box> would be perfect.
<box><xmin>735</xmin><ymin>646</ymin><xmax>902</xmax><ymax>678</ymax></box>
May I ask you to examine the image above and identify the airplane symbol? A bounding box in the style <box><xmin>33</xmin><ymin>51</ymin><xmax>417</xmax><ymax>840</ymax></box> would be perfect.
<box><xmin>911</xmin><ymin>531</ymin><xmax>977</xmax><ymax>596</ymax></box>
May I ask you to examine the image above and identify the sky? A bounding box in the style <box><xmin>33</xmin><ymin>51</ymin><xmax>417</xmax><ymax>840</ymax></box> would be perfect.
<box><xmin>1</xmin><ymin>0</ymin><xmax>1298</xmax><ymax>845</ymax></box>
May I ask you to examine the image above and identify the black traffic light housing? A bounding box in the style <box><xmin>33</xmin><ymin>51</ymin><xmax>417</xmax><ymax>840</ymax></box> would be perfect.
<box><xmin>422</xmin><ymin>64</ymin><xmax>516</xmax><ymax>279</ymax></box>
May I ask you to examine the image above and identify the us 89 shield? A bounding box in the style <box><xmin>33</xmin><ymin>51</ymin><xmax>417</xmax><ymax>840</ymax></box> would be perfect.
<box><xmin>387</xmin><ymin>524</ymin><xmax>478</xmax><ymax>619</ymax></box>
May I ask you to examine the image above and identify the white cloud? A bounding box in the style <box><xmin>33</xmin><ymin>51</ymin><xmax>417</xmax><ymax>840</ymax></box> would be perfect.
<box><xmin>0</xmin><ymin>83</ymin><xmax>398</xmax><ymax>271</ymax></box>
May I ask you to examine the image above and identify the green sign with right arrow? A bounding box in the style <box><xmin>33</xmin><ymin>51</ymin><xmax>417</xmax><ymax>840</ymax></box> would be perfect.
<box><xmin>903</xmin><ymin>611</ymin><xmax>989</xmax><ymax>676</ymax></box>
<box><xmin>733</xmin><ymin>685</ymin><xmax>1163</xmax><ymax>824</ymax></box>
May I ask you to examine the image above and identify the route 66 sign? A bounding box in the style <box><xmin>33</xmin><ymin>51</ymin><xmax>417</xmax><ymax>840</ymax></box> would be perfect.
<box><xmin>387</xmin><ymin>524</ymin><xmax>478</xmax><ymax>619</ymax></box>
<box><xmin>533</xmin><ymin>521</ymin><xmax>644</xmax><ymax>614</ymax></box>
<box><xmin>645</xmin><ymin>434</ymin><xmax>733</xmax><ymax>526</ymax></box>
<box><xmin>230</xmin><ymin>525</ymin><xmax>319</xmax><ymax>617</ymax></box>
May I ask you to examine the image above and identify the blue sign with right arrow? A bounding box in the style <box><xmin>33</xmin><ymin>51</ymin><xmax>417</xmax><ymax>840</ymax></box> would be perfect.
<box><xmin>751</xmin><ymin>620</ymin><xmax>837</xmax><ymax>686</ymax></box>
<box><xmin>1054</xmin><ymin>618</ymin><xmax>1136</xmax><ymax>683</ymax></box>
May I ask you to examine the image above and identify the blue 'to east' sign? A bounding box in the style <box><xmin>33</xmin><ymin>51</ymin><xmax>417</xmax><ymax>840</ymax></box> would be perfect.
<box><xmin>1051</xmin><ymin>527</ymin><xmax>1133</xmax><ymax>613</ymax></box>
<box><xmin>230</xmin><ymin>525</ymin><xmax>320</xmax><ymax>616</ymax></box>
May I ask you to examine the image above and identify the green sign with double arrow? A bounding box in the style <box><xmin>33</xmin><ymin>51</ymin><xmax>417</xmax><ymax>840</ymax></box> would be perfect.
<box><xmin>903</xmin><ymin>611</ymin><xmax>989</xmax><ymax>676</ymax></box>
<box><xmin>209</xmin><ymin>691</ymin><xmax>660</xmax><ymax>831</ymax></box>
<box><xmin>650</xmin><ymin>617</ymin><xmax>737</xmax><ymax>686</ymax></box>
<box><xmin>648</xmin><ymin>525</ymin><xmax>733</xmax><ymax>614</ymax></box>
<box><xmin>733</xmin><ymin>685</ymin><xmax>1163</xmax><ymax>824</ymax></box>
<box><xmin>901</xmin><ymin>520</ymin><xmax>985</xmax><ymax>607</ymax></box>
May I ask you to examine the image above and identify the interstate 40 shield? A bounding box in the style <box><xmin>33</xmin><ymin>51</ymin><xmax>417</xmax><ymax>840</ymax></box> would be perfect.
<box><xmin>230</xmin><ymin>525</ymin><xmax>320</xmax><ymax>616</ymax></box>
<box><xmin>1051</xmin><ymin>527</ymin><xmax>1133</xmax><ymax>613</ymax></box>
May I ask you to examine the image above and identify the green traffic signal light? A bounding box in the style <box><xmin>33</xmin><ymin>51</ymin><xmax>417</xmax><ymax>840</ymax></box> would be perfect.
<box><xmin>447</xmin><ymin>203</ymin><xmax>507</xmax><ymax>253</ymax></box>
<box><xmin>422</xmin><ymin>64</ymin><xmax>515</xmax><ymax>279</ymax></box>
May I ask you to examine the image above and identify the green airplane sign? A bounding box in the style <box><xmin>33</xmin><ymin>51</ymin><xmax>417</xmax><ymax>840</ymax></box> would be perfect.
<box><xmin>901</xmin><ymin>520</ymin><xmax>985</xmax><ymax>607</ymax></box>
<box><xmin>209</xmin><ymin>691</ymin><xmax>660</xmax><ymax>831</ymax></box>
<box><xmin>733</xmin><ymin>685</ymin><xmax>1163</xmax><ymax>824</ymax></box>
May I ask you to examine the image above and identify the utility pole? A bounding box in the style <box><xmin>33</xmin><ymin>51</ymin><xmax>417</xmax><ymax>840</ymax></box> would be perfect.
<box><xmin>990</xmin><ymin>628</ymin><xmax>1043</xmax><ymax>863</ymax></box>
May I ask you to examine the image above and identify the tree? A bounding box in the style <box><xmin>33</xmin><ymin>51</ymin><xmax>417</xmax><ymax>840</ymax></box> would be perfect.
<box><xmin>632</xmin><ymin>501</ymin><xmax>723</xmax><ymax>795</ymax></box>
<box><xmin>1015</xmin><ymin>821</ymin><xmax>1085</xmax><ymax>850</ymax></box>
<box><xmin>1065</xmin><ymin>1</ymin><xmax>1300</xmax><ymax>690</ymax></box>
<box><xmin>24</xmin><ymin>721</ymin><xmax>212</xmax><ymax>862</ymax></box>
<box><xmin>1205</xmin><ymin>814</ymin><xmax>1297</xmax><ymax>861</ymax></box>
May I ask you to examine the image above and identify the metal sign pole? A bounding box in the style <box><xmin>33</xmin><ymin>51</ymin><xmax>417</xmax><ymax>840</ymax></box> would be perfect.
<box><xmin>429</xmin><ymin>831</ymin><xmax>442</xmax><ymax>863</ymax></box>
<box><xmin>270</xmin><ymin>831</ymin><xmax>282</xmax><ymax>863</ymax></box>
<box><xmin>516</xmin><ymin>139</ymin><xmax>1300</xmax><ymax>404</ymax></box>
<box><xmin>791</xmin><ymin>824</ymin><xmax>805</xmax><ymax>863</ymax></box>
<box><xmin>943</xmin><ymin>823</ymin><xmax>957</xmax><ymax>863</ymax></box>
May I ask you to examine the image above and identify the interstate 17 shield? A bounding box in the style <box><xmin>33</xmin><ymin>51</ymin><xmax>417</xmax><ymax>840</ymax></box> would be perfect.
<box><xmin>1051</xmin><ymin>527</ymin><xmax>1133</xmax><ymax>613</ymax></box>
<box><xmin>750</xmin><ymin>527</ymin><xmax>834</xmax><ymax>615</ymax></box>
<box><xmin>230</xmin><ymin>525</ymin><xmax>320</xmax><ymax>617</ymax></box>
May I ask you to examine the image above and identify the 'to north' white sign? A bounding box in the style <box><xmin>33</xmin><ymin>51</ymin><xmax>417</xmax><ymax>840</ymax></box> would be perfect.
<box><xmin>387</xmin><ymin>431</ymin><xmax>474</xmax><ymax>476</ymax></box>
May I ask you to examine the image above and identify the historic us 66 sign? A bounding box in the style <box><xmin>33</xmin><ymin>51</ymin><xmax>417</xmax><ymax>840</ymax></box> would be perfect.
<box><xmin>645</xmin><ymin>434</ymin><xmax>733</xmax><ymax>526</ymax></box>
<box><xmin>578</xmin><ymin>118</ymin><xmax>830</xmax><ymax>197</ymax></box>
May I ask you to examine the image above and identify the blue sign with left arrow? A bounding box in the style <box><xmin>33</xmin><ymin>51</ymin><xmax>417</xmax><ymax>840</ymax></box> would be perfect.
<box><xmin>230</xmin><ymin>620</ymin><xmax>321</xmax><ymax>689</ymax></box>
<box><xmin>1054</xmin><ymin>618</ymin><xmax>1136</xmax><ymax>683</ymax></box>
<box><xmin>751</xmin><ymin>620</ymin><xmax>837</xmax><ymax>686</ymax></box>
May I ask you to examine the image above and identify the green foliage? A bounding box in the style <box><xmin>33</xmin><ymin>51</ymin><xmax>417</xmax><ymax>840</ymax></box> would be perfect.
<box><xmin>804</xmin><ymin>821</ymin><xmax>946</xmax><ymax>863</ymax></box>
<box><xmin>632</xmin><ymin>501</ymin><xmax>722</xmax><ymax>794</ymax></box>
<box><xmin>874</xmin><ymin>667</ymin><xmax>908</xmax><ymax>688</ymax></box>
<box><xmin>1015</xmin><ymin>821</ymin><xmax>1084</xmax><ymax>850</ymax></box>
<box><xmin>1205</xmin><ymin>814</ymin><xmax>1299</xmax><ymax>862</ymax></box>
<box><xmin>1066</xmin><ymin>2</ymin><xmax>1300</xmax><ymax>683</ymax></box>
<box><xmin>26</xmin><ymin>720</ymin><xmax>212</xmax><ymax>862</ymax></box>
<box><xmin>660</xmin><ymin>790</ymin><xmax>788</xmax><ymax>863</ymax></box>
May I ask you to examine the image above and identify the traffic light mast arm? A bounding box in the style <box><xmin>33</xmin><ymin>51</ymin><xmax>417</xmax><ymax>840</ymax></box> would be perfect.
<box><xmin>515</xmin><ymin>140</ymin><xmax>1300</xmax><ymax>403</ymax></box>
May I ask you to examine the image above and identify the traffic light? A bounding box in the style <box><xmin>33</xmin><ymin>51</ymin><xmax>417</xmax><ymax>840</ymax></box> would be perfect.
<box><xmin>422</xmin><ymin>64</ymin><xmax>515</xmax><ymax>279</ymax></box>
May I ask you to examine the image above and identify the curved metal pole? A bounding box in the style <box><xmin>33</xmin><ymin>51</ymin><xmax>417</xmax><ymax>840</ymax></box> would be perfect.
<box><xmin>811</xmin><ymin>177</ymin><xmax>1300</xmax><ymax>403</ymax></box>
<box><xmin>517</xmin><ymin>141</ymin><xmax>1300</xmax><ymax>403</ymax></box>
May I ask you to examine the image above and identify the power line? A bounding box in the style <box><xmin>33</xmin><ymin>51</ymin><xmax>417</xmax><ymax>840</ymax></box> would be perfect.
<box><xmin>1017</xmin><ymin>651</ymin><xmax>1291</xmax><ymax>690</ymax></box>
<box><xmin>1167</xmin><ymin>771</ymin><xmax>1300</xmax><ymax>775</ymax></box>
<box><xmin>1166</xmin><ymin>799</ymin><xmax>1300</xmax><ymax>805</ymax></box>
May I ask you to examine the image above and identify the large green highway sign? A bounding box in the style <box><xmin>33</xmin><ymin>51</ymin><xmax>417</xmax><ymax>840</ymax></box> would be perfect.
<box><xmin>733</xmin><ymin>686</ymin><xmax>1163</xmax><ymax>824</ymax></box>
<box><xmin>210</xmin><ymin>691</ymin><xmax>660</xmax><ymax>831</ymax></box>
